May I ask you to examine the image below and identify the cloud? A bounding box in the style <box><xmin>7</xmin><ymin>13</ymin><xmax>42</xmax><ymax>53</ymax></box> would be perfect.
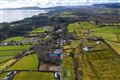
<box><xmin>0</xmin><ymin>0</ymin><xmax>119</xmax><ymax>8</ymax></box>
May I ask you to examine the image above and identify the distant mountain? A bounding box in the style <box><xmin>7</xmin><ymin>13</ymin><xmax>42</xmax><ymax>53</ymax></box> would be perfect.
<box><xmin>93</xmin><ymin>3</ymin><xmax>120</xmax><ymax>8</ymax></box>
<box><xmin>1</xmin><ymin>3</ymin><xmax>120</xmax><ymax>10</ymax></box>
<box><xmin>1</xmin><ymin>6</ymin><xmax>43</xmax><ymax>10</ymax></box>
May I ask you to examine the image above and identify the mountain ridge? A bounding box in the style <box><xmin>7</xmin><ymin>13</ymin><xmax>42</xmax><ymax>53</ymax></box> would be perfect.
<box><xmin>1</xmin><ymin>3</ymin><xmax>120</xmax><ymax>10</ymax></box>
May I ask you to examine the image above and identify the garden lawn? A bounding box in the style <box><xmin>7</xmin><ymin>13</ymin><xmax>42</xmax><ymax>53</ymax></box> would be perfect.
<box><xmin>13</xmin><ymin>72</ymin><xmax>54</xmax><ymax>80</ymax></box>
<box><xmin>8</xmin><ymin>54</ymin><xmax>38</xmax><ymax>70</ymax></box>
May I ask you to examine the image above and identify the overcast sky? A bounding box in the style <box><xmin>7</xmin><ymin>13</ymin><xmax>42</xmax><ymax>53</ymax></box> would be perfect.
<box><xmin>0</xmin><ymin>0</ymin><xmax>120</xmax><ymax>8</ymax></box>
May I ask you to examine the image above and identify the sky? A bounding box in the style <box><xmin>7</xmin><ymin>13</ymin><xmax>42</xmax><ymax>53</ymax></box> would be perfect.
<box><xmin>0</xmin><ymin>0</ymin><xmax>120</xmax><ymax>8</ymax></box>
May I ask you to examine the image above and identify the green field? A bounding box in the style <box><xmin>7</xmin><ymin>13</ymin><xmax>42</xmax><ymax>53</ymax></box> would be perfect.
<box><xmin>67</xmin><ymin>22</ymin><xmax>96</xmax><ymax>34</ymax></box>
<box><xmin>13</xmin><ymin>72</ymin><xmax>54</xmax><ymax>80</ymax></box>
<box><xmin>91</xmin><ymin>26</ymin><xmax>120</xmax><ymax>42</ymax></box>
<box><xmin>0</xmin><ymin>45</ymin><xmax>30</xmax><ymax>51</ymax></box>
<box><xmin>62</xmin><ymin>56</ymin><xmax>74</xmax><ymax>80</ymax></box>
<box><xmin>78</xmin><ymin>22</ymin><xmax>96</xmax><ymax>28</ymax></box>
<box><xmin>0</xmin><ymin>56</ymin><xmax>12</xmax><ymax>63</ymax></box>
<box><xmin>31</xmin><ymin>28</ymin><xmax>45</xmax><ymax>33</ymax></box>
<box><xmin>0</xmin><ymin>72</ymin><xmax>7</xmax><ymax>78</ymax></box>
<box><xmin>0</xmin><ymin>45</ymin><xmax>30</xmax><ymax>56</ymax></box>
<box><xmin>4</xmin><ymin>36</ymin><xmax>24</xmax><ymax>42</ymax></box>
<box><xmin>8</xmin><ymin>54</ymin><xmax>38</xmax><ymax>70</ymax></box>
<box><xmin>0</xmin><ymin>59</ymin><xmax>16</xmax><ymax>70</ymax></box>
<box><xmin>68</xmin><ymin>23</ymin><xmax>77</xmax><ymax>32</ymax></box>
<box><xmin>83</xmin><ymin>49</ymin><xmax>120</xmax><ymax>80</ymax></box>
<box><xmin>106</xmin><ymin>41</ymin><xmax>120</xmax><ymax>55</ymax></box>
<box><xmin>68</xmin><ymin>22</ymin><xmax>120</xmax><ymax>42</ymax></box>
<box><xmin>0</xmin><ymin>50</ymin><xmax>24</xmax><ymax>56</ymax></box>
<box><xmin>67</xmin><ymin>22</ymin><xmax>120</xmax><ymax>80</ymax></box>
<box><xmin>92</xmin><ymin>26</ymin><xmax>120</xmax><ymax>33</ymax></box>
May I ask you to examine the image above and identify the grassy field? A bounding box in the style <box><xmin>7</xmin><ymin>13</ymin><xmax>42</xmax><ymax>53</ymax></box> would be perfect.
<box><xmin>0</xmin><ymin>56</ymin><xmax>12</xmax><ymax>63</ymax></box>
<box><xmin>62</xmin><ymin>40</ymin><xmax>80</xmax><ymax>80</ymax></box>
<box><xmin>0</xmin><ymin>59</ymin><xmax>16</xmax><ymax>71</ymax></box>
<box><xmin>4</xmin><ymin>36</ymin><xmax>24</xmax><ymax>42</ymax></box>
<box><xmin>83</xmin><ymin>50</ymin><xmax>120</xmax><ymax>80</ymax></box>
<box><xmin>0</xmin><ymin>45</ymin><xmax>30</xmax><ymax>51</ymax></box>
<box><xmin>67</xmin><ymin>21</ymin><xmax>120</xmax><ymax>80</ymax></box>
<box><xmin>68</xmin><ymin>22</ymin><xmax>120</xmax><ymax>42</ymax></box>
<box><xmin>0</xmin><ymin>45</ymin><xmax>30</xmax><ymax>56</ymax></box>
<box><xmin>83</xmin><ymin>48</ymin><xmax>120</xmax><ymax>80</ymax></box>
<box><xmin>92</xmin><ymin>26</ymin><xmax>120</xmax><ymax>33</ymax></box>
<box><xmin>29</xmin><ymin>28</ymin><xmax>45</xmax><ymax>37</ymax></box>
<box><xmin>106</xmin><ymin>41</ymin><xmax>120</xmax><ymax>55</ymax></box>
<box><xmin>8</xmin><ymin>54</ymin><xmax>38</xmax><ymax>70</ymax></box>
<box><xmin>59</xmin><ymin>12</ymin><xmax>77</xmax><ymax>18</ymax></box>
<box><xmin>78</xmin><ymin>22</ymin><xmax>96</xmax><ymax>28</ymax></box>
<box><xmin>92</xmin><ymin>26</ymin><xmax>120</xmax><ymax>42</ymax></box>
<box><xmin>0</xmin><ymin>72</ymin><xmax>7</xmax><ymax>78</ymax></box>
<box><xmin>68</xmin><ymin>23</ymin><xmax>76</xmax><ymax>32</ymax></box>
<box><xmin>31</xmin><ymin>28</ymin><xmax>45</xmax><ymax>33</ymax></box>
<box><xmin>62</xmin><ymin>56</ymin><xmax>74</xmax><ymax>80</ymax></box>
<box><xmin>0</xmin><ymin>50</ymin><xmax>24</xmax><ymax>56</ymax></box>
<box><xmin>13</xmin><ymin>72</ymin><xmax>54</xmax><ymax>80</ymax></box>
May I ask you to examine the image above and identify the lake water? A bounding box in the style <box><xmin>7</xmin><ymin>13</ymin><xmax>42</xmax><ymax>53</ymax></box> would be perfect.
<box><xmin>0</xmin><ymin>10</ymin><xmax>48</xmax><ymax>23</ymax></box>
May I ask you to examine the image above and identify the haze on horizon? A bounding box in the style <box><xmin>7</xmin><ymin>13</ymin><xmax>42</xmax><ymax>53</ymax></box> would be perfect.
<box><xmin>0</xmin><ymin>0</ymin><xmax>120</xmax><ymax>8</ymax></box>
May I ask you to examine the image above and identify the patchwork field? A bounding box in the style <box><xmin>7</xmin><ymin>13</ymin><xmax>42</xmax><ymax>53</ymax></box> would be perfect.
<box><xmin>67</xmin><ymin>22</ymin><xmax>120</xmax><ymax>80</ymax></box>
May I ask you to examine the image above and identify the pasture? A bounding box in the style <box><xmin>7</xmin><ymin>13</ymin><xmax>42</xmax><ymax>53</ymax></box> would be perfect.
<box><xmin>83</xmin><ymin>46</ymin><xmax>120</xmax><ymax>80</ymax></box>
<box><xmin>0</xmin><ymin>45</ymin><xmax>30</xmax><ymax>56</ymax></box>
<box><xmin>8</xmin><ymin>54</ymin><xmax>38</xmax><ymax>70</ymax></box>
<box><xmin>0</xmin><ymin>59</ymin><xmax>16</xmax><ymax>71</ymax></box>
<box><xmin>106</xmin><ymin>41</ymin><xmax>120</xmax><ymax>55</ymax></box>
<box><xmin>13</xmin><ymin>72</ymin><xmax>54</xmax><ymax>80</ymax></box>
<box><xmin>0</xmin><ymin>56</ymin><xmax>12</xmax><ymax>63</ymax></box>
<box><xmin>4</xmin><ymin>36</ymin><xmax>24</xmax><ymax>42</ymax></box>
<box><xmin>32</xmin><ymin>28</ymin><xmax>45</xmax><ymax>33</ymax></box>
<box><xmin>62</xmin><ymin>56</ymin><xmax>74</xmax><ymax>80</ymax></box>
